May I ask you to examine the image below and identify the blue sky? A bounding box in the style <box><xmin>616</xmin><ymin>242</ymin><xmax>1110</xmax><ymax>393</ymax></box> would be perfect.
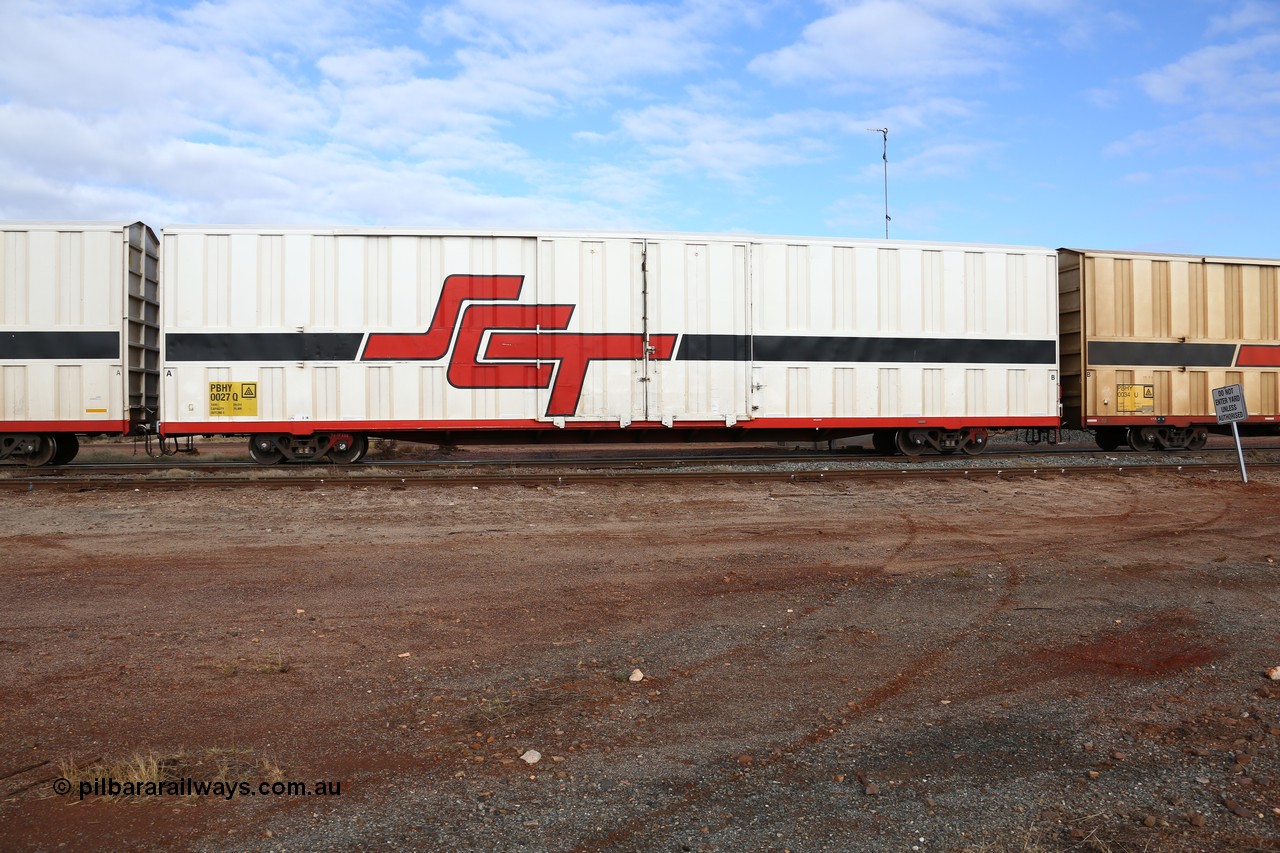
<box><xmin>1</xmin><ymin>0</ymin><xmax>1278</xmax><ymax>256</ymax></box>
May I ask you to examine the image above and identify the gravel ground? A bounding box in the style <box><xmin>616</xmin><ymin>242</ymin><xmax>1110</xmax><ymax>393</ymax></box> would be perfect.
<box><xmin>1</xmin><ymin>459</ymin><xmax>1278</xmax><ymax>852</ymax></box>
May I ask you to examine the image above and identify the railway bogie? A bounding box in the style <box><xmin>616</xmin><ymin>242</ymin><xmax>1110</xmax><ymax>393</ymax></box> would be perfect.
<box><xmin>870</xmin><ymin>430</ymin><xmax>897</xmax><ymax>455</ymax></box>
<box><xmin>1</xmin><ymin>434</ymin><xmax>55</xmax><ymax>466</ymax></box>
<box><xmin>894</xmin><ymin>427</ymin><xmax>989</xmax><ymax>457</ymax></box>
<box><xmin>1095</xmin><ymin>425</ymin><xmax>1209</xmax><ymax>452</ymax></box>
<box><xmin>247</xmin><ymin>433</ymin><xmax>369</xmax><ymax>465</ymax></box>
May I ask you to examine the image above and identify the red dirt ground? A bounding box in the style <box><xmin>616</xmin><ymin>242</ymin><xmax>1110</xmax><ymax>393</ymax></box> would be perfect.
<box><xmin>1</xmin><ymin>468</ymin><xmax>1278</xmax><ymax>851</ymax></box>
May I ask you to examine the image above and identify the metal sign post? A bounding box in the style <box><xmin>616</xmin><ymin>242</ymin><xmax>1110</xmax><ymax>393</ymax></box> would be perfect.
<box><xmin>1212</xmin><ymin>383</ymin><xmax>1248</xmax><ymax>483</ymax></box>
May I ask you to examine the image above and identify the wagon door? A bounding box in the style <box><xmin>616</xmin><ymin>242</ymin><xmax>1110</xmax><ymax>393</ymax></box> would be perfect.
<box><xmin>532</xmin><ymin>236</ymin><xmax>653</xmax><ymax>425</ymax></box>
<box><xmin>644</xmin><ymin>238</ymin><xmax>752</xmax><ymax>425</ymax></box>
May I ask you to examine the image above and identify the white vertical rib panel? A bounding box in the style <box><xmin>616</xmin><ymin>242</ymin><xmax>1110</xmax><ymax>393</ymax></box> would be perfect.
<box><xmin>282</xmin><ymin>234</ymin><xmax>312</xmax><ymax>330</ymax></box>
<box><xmin>261</xmin><ymin>367</ymin><xmax>284</xmax><ymax>421</ymax></box>
<box><xmin>57</xmin><ymin>232</ymin><xmax>84</xmax><ymax>325</ymax></box>
<box><xmin>786</xmin><ymin>244</ymin><xmax>811</xmax><ymax>331</ymax></box>
<box><xmin>314</xmin><ymin>367</ymin><xmax>338</xmax><ymax>420</ymax></box>
<box><xmin>964</xmin><ymin>251</ymin><xmax>986</xmax><ymax>335</ymax></box>
<box><xmin>941</xmin><ymin>250</ymin><xmax>965</xmax><ymax>336</ymax></box>
<box><xmin>27</xmin><ymin>232</ymin><xmax>55</xmax><ymax>326</ymax></box>
<box><xmin>877</xmin><ymin>248</ymin><xmax>900</xmax><ymax>330</ymax></box>
<box><xmin>1006</xmin><ymin>253</ymin><xmax>1028</xmax><ymax>335</ymax></box>
<box><xmin>984</xmin><ymin>251</ymin><xmax>1008</xmax><ymax>335</ymax></box>
<box><xmin>2</xmin><ymin>365</ymin><xmax>26</xmax><ymax>417</ymax></box>
<box><xmin>878</xmin><ymin>367</ymin><xmax>899</xmax><ymax>416</ymax></box>
<box><xmin>921</xmin><ymin>250</ymin><xmax>943</xmax><ymax>334</ymax></box>
<box><xmin>832</xmin><ymin>246</ymin><xmax>857</xmax><ymax>331</ymax></box>
<box><xmin>228</xmin><ymin>234</ymin><xmax>257</xmax><ymax>328</ymax></box>
<box><xmin>258</xmin><ymin>235</ymin><xmax>283</xmax><ymax>329</ymax></box>
<box><xmin>56</xmin><ymin>366</ymin><xmax>80</xmax><ymax>420</ymax></box>
<box><xmin>833</xmin><ymin>367</ymin><xmax>856</xmax><ymax>416</ymax></box>
<box><xmin>854</xmin><ymin>246</ymin><xmax>878</xmax><ymax>333</ymax></box>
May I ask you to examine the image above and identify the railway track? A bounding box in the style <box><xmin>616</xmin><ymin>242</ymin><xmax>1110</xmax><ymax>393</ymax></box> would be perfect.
<box><xmin>4</xmin><ymin>447</ymin><xmax>1276</xmax><ymax>491</ymax></box>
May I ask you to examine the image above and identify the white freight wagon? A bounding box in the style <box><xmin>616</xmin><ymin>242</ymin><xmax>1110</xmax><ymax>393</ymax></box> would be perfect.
<box><xmin>0</xmin><ymin>221</ymin><xmax>159</xmax><ymax>465</ymax></box>
<box><xmin>159</xmin><ymin>226</ymin><xmax>1059</xmax><ymax>462</ymax></box>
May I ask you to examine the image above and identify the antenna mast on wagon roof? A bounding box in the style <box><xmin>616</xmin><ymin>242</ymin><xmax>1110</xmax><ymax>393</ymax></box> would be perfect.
<box><xmin>867</xmin><ymin>127</ymin><xmax>890</xmax><ymax>239</ymax></box>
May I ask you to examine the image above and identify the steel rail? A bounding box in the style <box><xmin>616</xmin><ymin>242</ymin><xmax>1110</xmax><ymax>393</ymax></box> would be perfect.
<box><xmin>10</xmin><ymin>444</ymin><xmax>1280</xmax><ymax>478</ymax></box>
<box><xmin>5</xmin><ymin>459</ymin><xmax>1277</xmax><ymax>492</ymax></box>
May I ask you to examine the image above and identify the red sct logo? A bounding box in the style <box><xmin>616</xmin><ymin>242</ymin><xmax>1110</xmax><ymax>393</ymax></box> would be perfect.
<box><xmin>361</xmin><ymin>274</ymin><xmax>676</xmax><ymax>417</ymax></box>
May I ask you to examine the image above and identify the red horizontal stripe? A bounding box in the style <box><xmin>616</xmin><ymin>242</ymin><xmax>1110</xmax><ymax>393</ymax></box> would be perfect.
<box><xmin>1083</xmin><ymin>415</ymin><xmax>1279</xmax><ymax>426</ymax></box>
<box><xmin>1236</xmin><ymin>344</ymin><xmax>1280</xmax><ymax>367</ymax></box>
<box><xmin>743</xmin><ymin>417</ymin><xmax>1059</xmax><ymax>429</ymax></box>
<box><xmin>160</xmin><ymin>416</ymin><xmax>1059</xmax><ymax>437</ymax></box>
<box><xmin>1</xmin><ymin>420</ymin><xmax>131</xmax><ymax>432</ymax></box>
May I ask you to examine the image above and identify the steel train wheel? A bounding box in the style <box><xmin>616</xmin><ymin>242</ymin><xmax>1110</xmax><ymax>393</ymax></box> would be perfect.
<box><xmin>960</xmin><ymin>429</ymin><xmax>988</xmax><ymax>456</ymax></box>
<box><xmin>49</xmin><ymin>434</ymin><xmax>80</xmax><ymax>466</ymax></box>
<box><xmin>327</xmin><ymin>434</ymin><xmax>368</xmax><ymax>464</ymax></box>
<box><xmin>248</xmin><ymin>436</ymin><xmax>285</xmax><ymax>465</ymax></box>
<box><xmin>1095</xmin><ymin>429</ymin><xmax>1124</xmax><ymax>452</ymax></box>
<box><xmin>1185</xmin><ymin>429</ymin><xmax>1208</xmax><ymax>451</ymax></box>
<box><xmin>1126</xmin><ymin>427</ymin><xmax>1157</xmax><ymax>452</ymax></box>
<box><xmin>870</xmin><ymin>431</ymin><xmax>898</xmax><ymax>455</ymax></box>
<box><xmin>23</xmin><ymin>436</ymin><xmax>57</xmax><ymax>467</ymax></box>
<box><xmin>895</xmin><ymin>429</ymin><xmax>928</xmax><ymax>457</ymax></box>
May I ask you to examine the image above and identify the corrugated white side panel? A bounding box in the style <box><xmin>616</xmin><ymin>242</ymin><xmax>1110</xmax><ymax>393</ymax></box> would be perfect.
<box><xmin>315</xmin><ymin>367</ymin><xmax>338</xmax><ymax>420</ymax></box>
<box><xmin>879</xmin><ymin>367</ymin><xmax>900</xmax><ymax>416</ymax></box>
<box><xmin>2</xmin><ymin>366</ymin><xmax>25</xmax><ymax>417</ymax></box>
<box><xmin>832</xmin><ymin>247</ymin><xmax>856</xmax><ymax>330</ymax></box>
<box><xmin>538</xmin><ymin>237</ymin><xmax>645</xmax><ymax>422</ymax></box>
<box><xmin>787</xmin><ymin>367</ymin><xmax>809</xmax><ymax>414</ymax></box>
<box><xmin>833</xmin><ymin>367</ymin><xmax>856</xmax><ymax>412</ymax></box>
<box><xmin>649</xmin><ymin>239</ymin><xmax>751</xmax><ymax>421</ymax></box>
<box><xmin>965</xmin><ymin>369</ymin><xmax>987</xmax><ymax>416</ymax></box>
<box><xmin>420</xmin><ymin>367</ymin><xmax>447</xmax><ymax>420</ymax></box>
<box><xmin>751</xmin><ymin>243</ymin><xmax>1058</xmax><ymax>420</ymax></box>
<box><xmin>163</xmin><ymin>231</ymin><xmax>548</xmax><ymax>426</ymax></box>
<box><xmin>877</xmin><ymin>248</ymin><xmax>900</xmax><ymax>330</ymax></box>
<box><xmin>0</xmin><ymin>225</ymin><xmax>131</xmax><ymax>426</ymax></box>
<box><xmin>159</xmin><ymin>228</ymin><xmax>1058</xmax><ymax>430</ymax></box>
<box><xmin>57</xmin><ymin>366</ymin><xmax>82</xmax><ymax>417</ymax></box>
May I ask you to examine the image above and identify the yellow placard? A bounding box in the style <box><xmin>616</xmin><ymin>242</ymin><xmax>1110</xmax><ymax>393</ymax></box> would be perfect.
<box><xmin>1116</xmin><ymin>383</ymin><xmax>1154</xmax><ymax>414</ymax></box>
<box><xmin>209</xmin><ymin>382</ymin><xmax>259</xmax><ymax>417</ymax></box>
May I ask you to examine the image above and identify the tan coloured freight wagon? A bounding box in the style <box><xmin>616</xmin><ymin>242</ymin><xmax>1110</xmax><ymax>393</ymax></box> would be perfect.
<box><xmin>1058</xmin><ymin>248</ymin><xmax>1280</xmax><ymax>450</ymax></box>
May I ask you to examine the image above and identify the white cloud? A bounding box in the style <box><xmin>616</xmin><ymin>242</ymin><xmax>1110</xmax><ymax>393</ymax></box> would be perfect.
<box><xmin>1114</xmin><ymin>15</ymin><xmax>1280</xmax><ymax>161</ymax></box>
<box><xmin>885</xmin><ymin>140</ymin><xmax>1002</xmax><ymax>179</ymax></box>
<box><xmin>611</xmin><ymin>104</ymin><xmax>873</xmax><ymax>179</ymax></box>
<box><xmin>419</xmin><ymin>0</ymin><xmax>727</xmax><ymax>99</ymax></box>
<box><xmin>1138</xmin><ymin>33</ymin><xmax>1280</xmax><ymax>108</ymax></box>
<box><xmin>749</xmin><ymin>0</ymin><xmax>1006</xmax><ymax>88</ymax></box>
<box><xmin>1208</xmin><ymin>1</ymin><xmax>1280</xmax><ymax>36</ymax></box>
<box><xmin>170</xmin><ymin>0</ymin><xmax>363</xmax><ymax>50</ymax></box>
<box><xmin>0</xmin><ymin>0</ymin><xmax>751</xmax><ymax>227</ymax></box>
<box><xmin>1105</xmin><ymin>111</ymin><xmax>1280</xmax><ymax>157</ymax></box>
<box><xmin>318</xmin><ymin>47</ymin><xmax>430</xmax><ymax>86</ymax></box>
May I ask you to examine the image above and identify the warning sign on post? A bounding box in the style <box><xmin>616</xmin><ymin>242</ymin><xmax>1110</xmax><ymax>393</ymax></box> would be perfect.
<box><xmin>209</xmin><ymin>382</ymin><xmax>259</xmax><ymax>417</ymax></box>
<box><xmin>1212</xmin><ymin>383</ymin><xmax>1247</xmax><ymax>425</ymax></box>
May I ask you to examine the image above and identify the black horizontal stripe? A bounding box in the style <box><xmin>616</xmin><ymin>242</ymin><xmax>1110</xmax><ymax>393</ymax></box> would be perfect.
<box><xmin>1088</xmin><ymin>341</ymin><xmax>1237</xmax><ymax>367</ymax></box>
<box><xmin>676</xmin><ymin>334</ymin><xmax>751</xmax><ymax>361</ymax></box>
<box><xmin>166</xmin><ymin>333</ymin><xmax>364</xmax><ymax>362</ymax></box>
<box><xmin>677</xmin><ymin>334</ymin><xmax>1056</xmax><ymax>364</ymax></box>
<box><xmin>0</xmin><ymin>331</ymin><xmax>119</xmax><ymax>359</ymax></box>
